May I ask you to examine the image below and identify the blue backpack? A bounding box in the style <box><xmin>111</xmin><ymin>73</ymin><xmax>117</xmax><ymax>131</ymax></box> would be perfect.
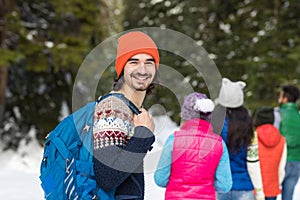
<box><xmin>39</xmin><ymin>93</ymin><xmax>141</xmax><ymax>200</ymax></box>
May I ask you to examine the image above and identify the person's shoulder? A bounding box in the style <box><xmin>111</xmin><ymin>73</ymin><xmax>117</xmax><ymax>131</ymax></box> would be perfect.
<box><xmin>274</xmin><ymin>106</ymin><xmax>280</xmax><ymax>112</ymax></box>
<box><xmin>99</xmin><ymin>94</ymin><xmax>126</xmax><ymax>105</ymax></box>
<box><xmin>208</xmin><ymin>130</ymin><xmax>223</xmax><ymax>141</ymax></box>
<box><xmin>95</xmin><ymin>94</ymin><xmax>120</xmax><ymax>109</ymax></box>
<box><xmin>95</xmin><ymin>94</ymin><xmax>133</xmax><ymax>122</ymax></box>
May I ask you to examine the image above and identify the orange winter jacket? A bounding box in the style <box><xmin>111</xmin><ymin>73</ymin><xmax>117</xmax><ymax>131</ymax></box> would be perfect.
<box><xmin>256</xmin><ymin>124</ymin><xmax>286</xmax><ymax>197</ymax></box>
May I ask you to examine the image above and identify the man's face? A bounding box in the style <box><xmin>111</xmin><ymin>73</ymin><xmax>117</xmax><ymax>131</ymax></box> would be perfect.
<box><xmin>278</xmin><ymin>90</ymin><xmax>287</xmax><ymax>106</ymax></box>
<box><xmin>122</xmin><ymin>53</ymin><xmax>156</xmax><ymax>92</ymax></box>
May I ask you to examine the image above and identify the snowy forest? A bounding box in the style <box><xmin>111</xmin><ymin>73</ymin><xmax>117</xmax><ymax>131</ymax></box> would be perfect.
<box><xmin>0</xmin><ymin>0</ymin><xmax>300</xmax><ymax>199</ymax></box>
<box><xmin>1</xmin><ymin>0</ymin><xmax>300</xmax><ymax>164</ymax></box>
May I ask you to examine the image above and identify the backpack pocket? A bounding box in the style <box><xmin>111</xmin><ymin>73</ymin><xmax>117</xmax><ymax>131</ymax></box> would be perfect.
<box><xmin>40</xmin><ymin>141</ymin><xmax>66</xmax><ymax>199</ymax></box>
<box><xmin>40</xmin><ymin>135</ymin><xmax>100</xmax><ymax>200</ymax></box>
<box><xmin>76</xmin><ymin>160</ymin><xmax>98</xmax><ymax>199</ymax></box>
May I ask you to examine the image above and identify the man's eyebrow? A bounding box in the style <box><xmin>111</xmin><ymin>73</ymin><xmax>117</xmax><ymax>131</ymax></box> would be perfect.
<box><xmin>146</xmin><ymin>58</ymin><xmax>155</xmax><ymax>62</ymax></box>
<box><xmin>127</xmin><ymin>58</ymin><xmax>139</xmax><ymax>62</ymax></box>
<box><xmin>127</xmin><ymin>58</ymin><xmax>155</xmax><ymax>62</ymax></box>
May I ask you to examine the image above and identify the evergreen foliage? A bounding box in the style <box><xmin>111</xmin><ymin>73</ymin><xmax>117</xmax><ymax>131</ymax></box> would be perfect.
<box><xmin>123</xmin><ymin>0</ymin><xmax>300</xmax><ymax>117</ymax></box>
<box><xmin>0</xmin><ymin>0</ymin><xmax>299</xmax><ymax>149</ymax></box>
<box><xmin>0</xmin><ymin>0</ymin><xmax>103</xmax><ymax>149</ymax></box>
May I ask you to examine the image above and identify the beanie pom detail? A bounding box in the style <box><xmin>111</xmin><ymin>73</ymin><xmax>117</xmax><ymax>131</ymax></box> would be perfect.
<box><xmin>193</xmin><ymin>99</ymin><xmax>215</xmax><ymax>113</ymax></box>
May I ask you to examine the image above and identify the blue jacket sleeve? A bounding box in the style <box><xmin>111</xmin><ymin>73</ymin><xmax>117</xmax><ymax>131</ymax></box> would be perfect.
<box><xmin>221</xmin><ymin>115</ymin><xmax>229</xmax><ymax>141</ymax></box>
<box><xmin>154</xmin><ymin>134</ymin><xmax>174</xmax><ymax>188</ymax></box>
<box><xmin>214</xmin><ymin>140</ymin><xmax>232</xmax><ymax>192</ymax></box>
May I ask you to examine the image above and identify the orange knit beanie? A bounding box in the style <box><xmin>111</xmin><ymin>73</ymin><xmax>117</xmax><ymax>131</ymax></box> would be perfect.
<box><xmin>115</xmin><ymin>31</ymin><xmax>160</xmax><ymax>77</ymax></box>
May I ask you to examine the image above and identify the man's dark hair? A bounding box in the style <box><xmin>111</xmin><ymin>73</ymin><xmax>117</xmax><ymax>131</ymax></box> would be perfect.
<box><xmin>282</xmin><ymin>85</ymin><xmax>300</xmax><ymax>103</ymax></box>
<box><xmin>113</xmin><ymin>70</ymin><xmax>160</xmax><ymax>95</ymax></box>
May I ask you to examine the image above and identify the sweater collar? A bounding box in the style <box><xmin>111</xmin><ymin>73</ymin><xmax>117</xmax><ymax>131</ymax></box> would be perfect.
<box><xmin>280</xmin><ymin>102</ymin><xmax>298</xmax><ymax>110</ymax></box>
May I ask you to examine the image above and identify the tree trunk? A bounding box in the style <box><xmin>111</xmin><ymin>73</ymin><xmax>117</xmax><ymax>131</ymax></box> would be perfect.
<box><xmin>0</xmin><ymin>0</ymin><xmax>16</xmax><ymax>124</ymax></box>
<box><xmin>0</xmin><ymin>66</ymin><xmax>8</xmax><ymax>123</ymax></box>
<box><xmin>0</xmin><ymin>0</ymin><xmax>10</xmax><ymax>124</ymax></box>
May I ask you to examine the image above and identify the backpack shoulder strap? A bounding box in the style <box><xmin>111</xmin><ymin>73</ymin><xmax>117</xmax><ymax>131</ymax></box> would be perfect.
<box><xmin>97</xmin><ymin>93</ymin><xmax>141</xmax><ymax>115</ymax></box>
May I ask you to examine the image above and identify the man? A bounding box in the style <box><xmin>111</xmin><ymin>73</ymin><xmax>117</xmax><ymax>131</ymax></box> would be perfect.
<box><xmin>39</xmin><ymin>31</ymin><xmax>160</xmax><ymax>200</ymax></box>
<box><xmin>277</xmin><ymin>85</ymin><xmax>300</xmax><ymax>200</ymax></box>
<box><xmin>92</xmin><ymin>31</ymin><xmax>160</xmax><ymax>199</ymax></box>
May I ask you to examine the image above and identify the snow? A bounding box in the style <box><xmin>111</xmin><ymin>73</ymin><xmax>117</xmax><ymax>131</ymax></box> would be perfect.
<box><xmin>0</xmin><ymin>117</ymin><xmax>299</xmax><ymax>200</ymax></box>
<box><xmin>0</xmin><ymin>127</ymin><xmax>44</xmax><ymax>200</ymax></box>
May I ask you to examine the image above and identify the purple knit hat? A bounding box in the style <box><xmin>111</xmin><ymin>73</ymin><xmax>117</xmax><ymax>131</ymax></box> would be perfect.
<box><xmin>181</xmin><ymin>92</ymin><xmax>215</xmax><ymax>121</ymax></box>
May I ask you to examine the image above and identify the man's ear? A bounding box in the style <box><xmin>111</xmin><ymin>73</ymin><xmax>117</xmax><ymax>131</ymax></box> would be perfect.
<box><xmin>283</xmin><ymin>96</ymin><xmax>289</xmax><ymax>103</ymax></box>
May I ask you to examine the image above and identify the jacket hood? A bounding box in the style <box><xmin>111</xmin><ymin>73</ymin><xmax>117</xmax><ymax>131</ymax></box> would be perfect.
<box><xmin>257</xmin><ymin>124</ymin><xmax>282</xmax><ymax>148</ymax></box>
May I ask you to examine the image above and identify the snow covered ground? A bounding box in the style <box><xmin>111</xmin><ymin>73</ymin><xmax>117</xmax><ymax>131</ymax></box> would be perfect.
<box><xmin>0</xmin><ymin>116</ymin><xmax>299</xmax><ymax>200</ymax></box>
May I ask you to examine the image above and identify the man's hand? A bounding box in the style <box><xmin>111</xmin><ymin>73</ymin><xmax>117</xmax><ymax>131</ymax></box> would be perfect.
<box><xmin>133</xmin><ymin>108</ymin><xmax>155</xmax><ymax>132</ymax></box>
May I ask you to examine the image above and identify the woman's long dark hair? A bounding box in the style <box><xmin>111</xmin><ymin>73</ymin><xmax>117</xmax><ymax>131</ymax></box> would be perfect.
<box><xmin>113</xmin><ymin>70</ymin><xmax>160</xmax><ymax>95</ymax></box>
<box><xmin>226</xmin><ymin>106</ymin><xmax>254</xmax><ymax>154</ymax></box>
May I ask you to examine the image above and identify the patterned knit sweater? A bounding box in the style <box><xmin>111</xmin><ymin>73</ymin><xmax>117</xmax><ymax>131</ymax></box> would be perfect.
<box><xmin>93</xmin><ymin>95</ymin><xmax>134</xmax><ymax>149</ymax></box>
<box><xmin>92</xmin><ymin>94</ymin><xmax>155</xmax><ymax>199</ymax></box>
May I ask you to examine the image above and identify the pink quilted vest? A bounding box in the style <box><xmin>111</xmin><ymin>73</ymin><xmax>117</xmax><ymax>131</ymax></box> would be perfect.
<box><xmin>165</xmin><ymin>119</ymin><xmax>223</xmax><ymax>200</ymax></box>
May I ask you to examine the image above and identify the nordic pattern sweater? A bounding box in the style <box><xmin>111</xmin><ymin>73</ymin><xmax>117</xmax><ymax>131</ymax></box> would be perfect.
<box><xmin>93</xmin><ymin>95</ymin><xmax>155</xmax><ymax>199</ymax></box>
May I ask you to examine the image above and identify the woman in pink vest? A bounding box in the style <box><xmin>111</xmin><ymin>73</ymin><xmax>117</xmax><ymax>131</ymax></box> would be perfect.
<box><xmin>154</xmin><ymin>92</ymin><xmax>232</xmax><ymax>200</ymax></box>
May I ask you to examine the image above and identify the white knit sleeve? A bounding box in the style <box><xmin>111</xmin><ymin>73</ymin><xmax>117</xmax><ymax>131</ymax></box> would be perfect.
<box><xmin>279</xmin><ymin>141</ymin><xmax>287</xmax><ymax>184</ymax></box>
<box><xmin>247</xmin><ymin>131</ymin><xmax>265</xmax><ymax>200</ymax></box>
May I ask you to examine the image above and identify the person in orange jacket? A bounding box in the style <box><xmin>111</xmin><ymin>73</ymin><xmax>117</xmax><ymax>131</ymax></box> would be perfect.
<box><xmin>252</xmin><ymin>106</ymin><xmax>287</xmax><ymax>200</ymax></box>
